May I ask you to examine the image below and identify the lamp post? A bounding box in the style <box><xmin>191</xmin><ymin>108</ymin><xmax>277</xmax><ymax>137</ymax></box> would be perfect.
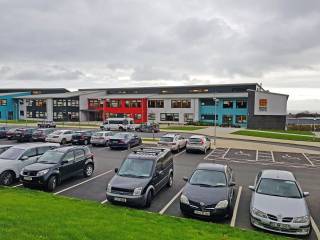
<box><xmin>213</xmin><ymin>98</ymin><xmax>219</xmax><ymax>148</ymax></box>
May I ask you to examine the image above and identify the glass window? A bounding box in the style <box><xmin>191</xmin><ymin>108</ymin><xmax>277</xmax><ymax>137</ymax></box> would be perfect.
<box><xmin>53</xmin><ymin>99</ymin><xmax>67</xmax><ymax>107</ymax></box>
<box><xmin>189</xmin><ymin>170</ymin><xmax>227</xmax><ymax>187</ymax></box>
<box><xmin>171</xmin><ymin>99</ymin><xmax>191</xmax><ymax>108</ymax></box>
<box><xmin>135</xmin><ymin>114</ymin><xmax>142</xmax><ymax>120</ymax></box>
<box><xmin>0</xmin><ymin>99</ymin><xmax>7</xmax><ymax>106</ymax></box>
<box><xmin>257</xmin><ymin>179</ymin><xmax>301</xmax><ymax>198</ymax></box>
<box><xmin>223</xmin><ymin>100</ymin><xmax>233</xmax><ymax>108</ymax></box>
<box><xmin>160</xmin><ymin>113</ymin><xmax>179</xmax><ymax>122</ymax></box>
<box><xmin>236</xmin><ymin>100</ymin><xmax>247</xmax><ymax>109</ymax></box>
<box><xmin>68</xmin><ymin>99</ymin><xmax>79</xmax><ymax>107</ymax></box>
<box><xmin>22</xmin><ymin>148</ymin><xmax>37</xmax><ymax>158</ymax></box>
<box><xmin>63</xmin><ymin>151</ymin><xmax>75</xmax><ymax>162</ymax></box>
<box><xmin>148</xmin><ymin>100</ymin><xmax>164</xmax><ymax>108</ymax></box>
<box><xmin>235</xmin><ymin>115</ymin><xmax>247</xmax><ymax>124</ymax></box>
<box><xmin>148</xmin><ymin>113</ymin><xmax>156</xmax><ymax>121</ymax></box>
<box><xmin>118</xmin><ymin>158</ymin><xmax>154</xmax><ymax>178</ymax></box>
<box><xmin>200</xmin><ymin>114</ymin><xmax>218</xmax><ymax>120</ymax></box>
<box><xmin>20</xmin><ymin>111</ymin><xmax>24</xmax><ymax>116</ymax></box>
<box><xmin>75</xmin><ymin>149</ymin><xmax>85</xmax><ymax>161</ymax></box>
<box><xmin>0</xmin><ymin>148</ymin><xmax>25</xmax><ymax>160</ymax></box>
<box><xmin>37</xmin><ymin>146</ymin><xmax>53</xmax><ymax>155</ymax></box>
<box><xmin>108</xmin><ymin>100</ymin><xmax>121</xmax><ymax>108</ymax></box>
<box><xmin>200</xmin><ymin>99</ymin><xmax>216</xmax><ymax>106</ymax></box>
<box><xmin>27</xmin><ymin>111</ymin><xmax>33</xmax><ymax>118</ymax></box>
<box><xmin>184</xmin><ymin>113</ymin><xmax>194</xmax><ymax>122</ymax></box>
<box><xmin>35</xmin><ymin>100</ymin><xmax>46</xmax><ymax>107</ymax></box>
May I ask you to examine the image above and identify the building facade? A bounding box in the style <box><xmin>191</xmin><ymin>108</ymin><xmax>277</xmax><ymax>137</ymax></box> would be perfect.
<box><xmin>0</xmin><ymin>92</ymin><xmax>31</xmax><ymax>120</ymax></box>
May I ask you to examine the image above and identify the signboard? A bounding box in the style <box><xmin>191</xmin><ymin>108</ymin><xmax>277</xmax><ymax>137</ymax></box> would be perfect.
<box><xmin>259</xmin><ymin>99</ymin><xmax>268</xmax><ymax>111</ymax></box>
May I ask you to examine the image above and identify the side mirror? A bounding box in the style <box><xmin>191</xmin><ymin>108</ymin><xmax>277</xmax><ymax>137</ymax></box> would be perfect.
<box><xmin>248</xmin><ymin>185</ymin><xmax>255</xmax><ymax>191</ymax></box>
<box><xmin>114</xmin><ymin>168</ymin><xmax>118</xmax><ymax>173</ymax></box>
<box><xmin>20</xmin><ymin>156</ymin><xmax>29</xmax><ymax>161</ymax></box>
<box><xmin>157</xmin><ymin>170</ymin><xmax>164</xmax><ymax>176</ymax></box>
<box><xmin>183</xmin><ymin>177</ymin><xmax>188</xmax><ymax>182</ymax></box>
<box><xmin>61</xmin><ymin>160</ymin><xmax>68</xmax><ymax>165</ymax></box>
<box><xmin>303</xmin><ymin>192</ymin><xmax>310</xmax><ymax>197</ymax></box>
<box><xmin>229</xmin><ymin>181</ymin><xmax>236</xmax><ymax>187</ymax></box>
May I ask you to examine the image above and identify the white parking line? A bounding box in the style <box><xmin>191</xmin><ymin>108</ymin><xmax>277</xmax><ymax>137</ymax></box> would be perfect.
<box><xmin>255</xmin><ymin>150</ymin><xmax>258</xmax><ymax>161</ymax></box>
<box><xmin>311</xmin><ymin>216</ymin><xmax>320</xmax><ymax>240</ymax></box>
<box><xmin>302</xmin><ymin>153</ymin><xmax>314</xmax><ymax>166</ymax></box>
<box><xmin>230</xmin><ymin>186</ymin><xmax>242</xmax><ymax>227</ymax></box>
<box><xmin>54</xmin><ymin>170</ymin><xmax>113</xmax><ymax>195</ymax></box>
<box><xmin>101</xmin><ymin>199</ymin><xmax>109</xmax><ymax>204</ymax></box>
<box><xmin>203</xmin><ymin>149</ymin><xmax>214</xmax><ymax>160</ymax></box>
<box><xmin>271</xmin><ymin>151</ymin><xmax>275</xmax><ymax>162</ymax></box>
<box><xmin>222</xmin><ymin>148</ymin><xmax>231</xmax><ymax>159</ymax></box>
<box><xmin>174</xmin><ymin>149</ymin><xmax>186</xmax><ymax>158</ymax></box>
<box><xmin>159</xmin><ymin>187</ymin><xmax>184</xmax><ymax>215</ymax></box>
<box><xmin>12</xmin><ymin>183</ymin><xmax>23</xmax><ymax>188</ymax></box>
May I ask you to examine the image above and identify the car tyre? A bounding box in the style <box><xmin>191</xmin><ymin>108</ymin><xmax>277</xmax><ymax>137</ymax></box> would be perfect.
<box><xmin>84</xmin><ymin>163</ymin><xmax>94</xmax><ymax>177</ymax></box>
<box><xmin>0</xmin><ymin>171</ymin><xmax>15</xmax><ymax>186</ymax></box>
<box><xmin>105</xmin><ymin>141</ymin><xmax>109</xmax><ymax>147</ymax></box>
<box><xmin>145</xmin><ymin>190</ymin><xmax>153</xmax><ymax>208</ymax></box>
<box><xmin>46</xmin><ymin>176</ymin><xmax>57</xmax><ymax>192</ymax></box>
<box><xmin>167</xmin><ymin>173</ymin><xmax>173</xmax><ymax>187</ymax></box>
<box><xmin>61</xmin><ymin>138</ymin><xmax>67</xmax><ymax>145</ymax></box>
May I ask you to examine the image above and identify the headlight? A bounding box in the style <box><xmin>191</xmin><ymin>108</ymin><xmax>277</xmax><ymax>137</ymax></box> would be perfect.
<box><xmin>36</xmin><ymin>169</ymin><xmax>49</xmax><ymax>176</ymax></box>
<box><xmin>180</xmin><ymin>194</ymin><xmax>189</xmax><ymax>205</ymax></box>
<box><xmin>215</xmin><ymin>200</ymin><xmax>228</xmax><ymax>209</ymax></box>
<box><xmin>252</xmin><ymin>208</ymin><xmax>268</xmax><ymax>218</ymax></box>
<box><xmin>293</xmin><ymin>215</ymin><xmax>310</xmax><ymax>224</ymax></box>
<box><xmin>107</xmin><ymin>184</ymin><xmax>112</xmax><ymax>193</ymax></box>
<box><xmin>20</xmin><ymin>169</ymin><xmax>25</xmax><ymax>175</ymax></box>
<box><xmin>133</xmin><ymin>187</ymin><xmax>143</xmax><ymax>196</ymax></box>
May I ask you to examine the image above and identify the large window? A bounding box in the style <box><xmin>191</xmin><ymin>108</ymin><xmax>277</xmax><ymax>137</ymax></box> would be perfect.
<box><xmin>200</xmin><ymin>99</ymin><xmax>216</xmax><ymax>106</ymax></box>
<box><xmin>235</xmin><ymin>115</ymin><xmax>247</xmax><ymax>124</ymax></box>
<box><xmin>107</xmin><ymin>100</ymin><xmax>121</xmax><ymax>108</ymax></box>
<box><xmin>200</xmin><ymin>114</ymin><xmax>218</xmax><ymax>121</ymax></box>
<box><xmin>35</xmin><ymin>111</ymin><xmax>46</xmax><ymax>118</ymax></box>
<box><xmin>68</xmin><ymin>112</ymin><xmax>79</xmax><ymax>121</ymax></box>
<box><xmin>160</xmin><ymin>113</ymin><xmax>179</xmax><ymax>122</ymax></box>
<box><xmin>53</xmin><ymin>112</ymin><xmax>64</xmax><ymax>120</ymax></box>
<box><xmin>53</xmin><ymin>99</ymin><xmax>66</xmax><ymax>107</ymax></box>
<box><xmin>148</xmin><ymin>113</ymin><xmax>156</xmax><ymax>121</ymax></box>
<box><xmin>68</xmin><ymin>99</ymin><xmax>79</xmax><ymax>107</ymax></box>
<box><xmin>35</xmin><ymin>100</ymin><xmax>46</xmax><ymax>107</ymax></box>
<box><xmin>184</xmin><ymin>113</ymin><xmax>194</xmax><ymax>122</ymax></box>
<box><xmin>88</xmin><ymin>99</ymin><xmax>101</xmax><ymax>108</ymax></box>
<box><xmin>236</xmin><ymin>100</ymin><xmax>247</xmax><ymax>109</ymax></box>
<box><xmin>125</xmin><ymin>100</ymin><xmax>142</xmax><ymax>108</ymax></box>
<box><xmin>26</xmin><ymin>99</ymin><xmax>33</xmax><ymax>106</ymax></box>
<box><xmin>134</xmin><ymin>114</ymin><xmax>142</xmax><ymax>120</ymax></box>
<box><xmin>223</xmin><ymin>100</ymin><xmax>233</xmax><ymax>108</ymax></box>
<box><xmin>27</xmin><ymin>111</ymin><xmax>33</xmax><ymax>118</ymax></box>
<box><xmin>148</xmin><ymin>100</ymin><xmax>164</xmax><ymax>108</ymax></box>
<box><xmin>0</xmin><ymin>99</ymin><xmax>7</xmax><ymax>106</ymax></box>
<box><xmin>171</xmin><ymin>99</ymin><xmax>191</xmax><ymax>108</ymax></box>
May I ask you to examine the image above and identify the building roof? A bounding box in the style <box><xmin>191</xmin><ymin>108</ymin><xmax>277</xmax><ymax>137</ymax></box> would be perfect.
<box><xmin>0</xmin><ymin>92</ymin><xmax>30</xmax><ymax>97</ymax></box>
<box><xmin>15</xmin><ymin>91</ymin><xmax>103</xmax><ymax>99</ymax></box>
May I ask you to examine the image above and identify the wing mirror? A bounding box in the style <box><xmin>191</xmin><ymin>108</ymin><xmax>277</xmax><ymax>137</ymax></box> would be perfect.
<box><xmin>183</xmin><ymin>177</ymin><xmax>188</xmax><ymax>182</ymax></box>
<box><xmin>248</xmin><ymin>185</ymin><xmax>255</xmax><ymax>191</ymax></box>
<box><xmin>114</xmin><ymin>168</ymin><xmax>118</xmax><ymax>173</ymax></box>
<box><xmin>229</xmin><ymin>181</ymin><xmax>236</xmax><ymax>187</ymax></box>
<box><xmin>61</xmin><ymin>160</ymin><xmax>68</xmax><ymax>165</ymax></box>
<box><xmin>20</xmin><ymin>156</ymin><xmax>29</xmax><ymax>161</ymax></box>
<box><xmin>303</xmin><ymin>192</ymin><xmax>310</xmax><ymax>197</ymax></box>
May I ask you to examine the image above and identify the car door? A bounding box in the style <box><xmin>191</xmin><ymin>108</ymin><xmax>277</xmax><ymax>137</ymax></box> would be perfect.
<box><xmin>59</xmin><ymin>151</ymin><xmax>76</xmax><ymax>180</ymax></box>
<box><xmin>226</xmin><ymin>167</ymin><xmax>235</xmax><ymax>203</ymax></box>
<box><xmin>64</xmin><ymin>131</ymin><xmax>73</xmax><ymax>142</ymax></box>
<box><xmin>18</xmin><ymin>148</ymin><xmax>38</xmax><ymax>172</ymax></box>
<box><xmin>74</xmin><ymin>149</ymin><xmax>86</xmax><ymax>174</ymax></box>
<box><xmin>152</xmin><ymin>159</ymin><xmax>164</xmax><ymax>194</ymax></box>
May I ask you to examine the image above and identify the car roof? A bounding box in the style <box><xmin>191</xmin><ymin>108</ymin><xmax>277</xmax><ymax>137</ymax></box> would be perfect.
<box><xmin>162</xmin><ymin>133</ymin><xmax>180</xmax><ymax>137</ymax></box>
<box><xmin>196</xmin><ymin>163</ymin><xmax>226</xmax><ymax>172</ymax></box>
<box><xmin>128</xmin><ymin>147</ymin><xmax>170</xmax><ymax>161</ymax></box>
<box><xmin>189</xmin><ymin>135</ymin><xmax>206</xmax><ymax>138</ymax></box>
<box><xmin>261</xmin><ymin>170</ymin><xmax>296</xmax><ymax>181</ymax></box>
<box><xmin>10</xmin><ymin>143</ymin><xmax>59</xmax><ymax>149</ymax></box>
<box><xmin>52</xmin><ymin>146</ymin><xmax>88</xmax><ymax>153</ymax></box>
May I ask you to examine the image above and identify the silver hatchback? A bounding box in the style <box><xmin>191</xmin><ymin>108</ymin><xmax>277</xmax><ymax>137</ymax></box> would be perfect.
<box><xmin>249</xmin><ymin>170</ymin><xmax>310</xmax><ymax>236</ymax></box>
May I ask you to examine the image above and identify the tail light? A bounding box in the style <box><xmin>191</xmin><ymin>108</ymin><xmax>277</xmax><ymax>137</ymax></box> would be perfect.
<box><xmin>200</xmin><ymin>139</ymin><xmax>205</xmax><ymax>145</ymax></box>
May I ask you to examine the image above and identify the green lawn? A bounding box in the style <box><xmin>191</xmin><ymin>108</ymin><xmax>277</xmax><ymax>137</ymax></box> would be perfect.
<box><xmin>0</xmin><ymin>188</ymin><xmax>286</xmax><ymax>240</ymax></box>
<box><xmin>0</xmin><ymin>119</ymin><xmax>38</xmax><ymax>124</ymax></box>
<box><xmin>161</xmin><ymin>125</ymin><xmax>208</xmax><ymax>131</ymax></box>
<box><xmin>233</xmin><ymin>130</ymin><xmax>320</xmax><ymax>142</ymax></box>
<box><xmin>262</xmin><ymin>129</ymin><xmax>314</xmax><ymax>136</ymax></box>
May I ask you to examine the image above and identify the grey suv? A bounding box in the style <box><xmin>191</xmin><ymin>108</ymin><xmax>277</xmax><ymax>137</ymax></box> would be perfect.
<box><xmin>106</xmin><ymin>147</ymin><xmax>174</xmax><ymax>207</ymax></box>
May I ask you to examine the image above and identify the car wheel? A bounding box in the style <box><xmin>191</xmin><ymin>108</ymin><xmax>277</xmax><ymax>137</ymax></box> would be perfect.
<box><xmin>84</xmin><ymin>139</ymin><xmax>88</xmax><ymax>145</ymax></box>
<box><xmin>61</xmin><ymin>139</ymin><xmax>67</xmax><ymax>145</ymax></box>
<box><xmin>84</xmin><ymin>164</ymin><xmax>94</xmax><ymax>177</ymax></box>
<box><xmin>145</xmin><ymin>190</ymin><xmax>153</xmax><ymax>208</ymax></box>
<box><xmin>46</xmin><ymin>176</ymin><xmax>57</xmax><ymax>192</ymax></box>
<box><xmin>167</xmin><ymin>173</ymin><xmax>173</xmax><ymax>187</ymax></box>
<box><xmin>0</xmin><ymin>171</ymin><xmax>15</xmax><ymax>186</ymax></box>
<box><xmin>105</xmin><ymin>141</ymin><xmax>109</xmax><ymax>147</ymax></box>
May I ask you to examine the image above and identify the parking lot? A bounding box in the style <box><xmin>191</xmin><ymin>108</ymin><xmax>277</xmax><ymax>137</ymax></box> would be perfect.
<box><xmin>2</xmin><ymin>137</ymin><xmax>320</xmax><ymax>240</ymax></box>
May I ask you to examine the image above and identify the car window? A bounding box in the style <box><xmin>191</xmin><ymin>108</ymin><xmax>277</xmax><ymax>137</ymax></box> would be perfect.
<box><xmin>74</xmin><ymin>149</ymin><xmax>85</xmax><ymax>161</ymax></box>
<box><xmin>63</xmin><ymin>151</ymin><xmax>75</xmax><ymax>162</ymax></box>
<box><xmin>22</xmin><ymin>148</ymin><xmax>37</xmax><ymax>158</ymax></box>
<box><xmin>189</xmin><ymin>170</ymin><xmax>227</xmax><ymax>187</ymax></box>
<box><xmin>64</xmin><ymin>131</ymin><xmax>72</xmax><ymax>135</ymax></box>
<box><xmin>37</xmin><ymin>146</ymin><xmax>53</xmax><ymax>155</ymax></box>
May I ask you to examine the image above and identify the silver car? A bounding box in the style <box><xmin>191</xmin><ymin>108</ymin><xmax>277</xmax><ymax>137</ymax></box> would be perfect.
<box><xmin>158</xmin><ymin>134</ymin><xmax>187</xmax><ymax>152</ymax></box>
<box><xmin>186</xmin><ymin>135</ymin><xmax>211</xmax><ymax>154</ymax></box>
<box><xmin>0</xmin><ymin>143</ymin><xmax>59</xmax><ymax>186</ymax></box>
<box><xmin>91</xmin><ymin>131</ymin><xmax>114</xmax><ymax>146</ymax></box>
<box><xmin>249</xmin><ymin>170</ymin><xmax>310</xmax><ymax>236</ymax></box>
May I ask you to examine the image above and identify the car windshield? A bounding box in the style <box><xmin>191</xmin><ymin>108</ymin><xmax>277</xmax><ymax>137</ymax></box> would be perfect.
<box><xmin>189</xmin><ymin>169</ymin><xmax>227</xmax><ymax>187</ymax></box>
<box><xmin>114</xmin><ymin>133</ymin><xmax>129</xmax><ymax>139</ymax></box>
<box><xmin>189</xmin><ymin>138</ymin><xmax>202</xmax><ymax>143</ymax></box>
<box><xmin>118</xmin><ymin>158</ymin><xmax>154</xmax><ymax>178</ymax></box>
<box><xmin>74</xmin><ymin>131</ymin><xmax>84</xmax><ymax>135</ymax></box>
<box><xmin>257</xmin><ymin>178</ymin><xmax>302</xmax><ymax>198</ymax></box>
<box><xmin>160</xmin><ymin>137</ymin><xmax>174</xmax><ymax>142</ymax></box>
<box><xmin>0</xmin><ymin>148</ymin><xmax>25</xmax><ymax>160</ymax></box>
<box><xmin>52</xmin><ymin>131</ymin><xmax>63</xmax><ymax>135</ymax></box>
<box><xmin>94</xmin><ymin>132</ymin><xmax>104</xmax><ymax>137</ymax></box>
<box><xmin>37</xmin><ymin>151</ymin><xmax>65</xmax><ymax>164</ymax></box>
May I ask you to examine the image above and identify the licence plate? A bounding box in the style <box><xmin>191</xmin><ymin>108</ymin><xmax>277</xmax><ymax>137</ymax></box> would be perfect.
<box><xmin>114</xmin><ymin>197</ymin><xmax>126</xmax><ymax>203</ymax></box>
<box><xmin>194</xmin><ymin>210</ymin><xmax>210</xmax><ymax>216</ymax></box>
<box><xmin>24</xmin><ymin>176</ymin><xmax>32</xmax><ymax>181</ymax></box>
<box><xmin>270</xmin><ymin>222</ymin><xmax>290</xmax><ymax>229</ymax></box>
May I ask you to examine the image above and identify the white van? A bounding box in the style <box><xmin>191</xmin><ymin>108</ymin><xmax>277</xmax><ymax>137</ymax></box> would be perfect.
<box><xmin>100</xmin><ymin>118</ymin><xmax>135</xmax><ymax>131</ymax></box>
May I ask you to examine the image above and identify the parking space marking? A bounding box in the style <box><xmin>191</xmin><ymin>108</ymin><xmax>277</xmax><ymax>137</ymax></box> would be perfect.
<box><xmin>271</xmin><ymin>151</ymin><xmax>275</xmax><ymax>162</ymax></box>
<box><xmin>302</xmin><ymin>153</ymin><xmax>314</xmax><ymax>166</ymax></box>
<box><xmin>54</xmin><ymin>170</ymin><xmax>113</xmax><ymax>195</ymax></box>
<box><xmin>159</xmin><ymin>187</ymin><xmax>184</xmax><ymax>215</ymax></box>
<box><xmin>101</xmin><ymin>199</ymin><xmax>109</xmax><ymax>204</ymax></box>
<box><xmin>203</xmin><ymin>149</ymin><xmax>214</xmax><ymax>160</ymax></box>
<box><xmin>174</xmin><ymin>150</ymin><xmax>186</xmax><ymax>158</ymax></box>
<box><xmin>255</xmin><ymin>150</ymin><xmax>258</xmax><ymax>161</ymax></box>
<box><xmin>230</xmin><ymin>186</ymin><xmax>242</xmax><ymax>227</ymax></box>
<box><xmin>222</xmin><ymin>148</ymin><xmax>231</xmax><ymax>158</ymax></box>
<box><xmin>311</xmin><ymin>216</ymin><xmax>320</xmax><ymax>240</ymax></box>
<box><xmin>12</xmin><ymin>183</ymin><xmax>23</xmax><ymax>188</ymax></box>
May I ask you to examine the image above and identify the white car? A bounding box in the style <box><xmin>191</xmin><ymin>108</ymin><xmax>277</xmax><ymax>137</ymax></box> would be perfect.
<box><xmin>186</xmin><ymin>135</ymin><xmax>211</xmax><ymax>154</ymax></box>
<box><xmin>100</xmin><ymin>118</ymin><xmax>135</xmax><ymax>131</ymax></box>
<box><xmin>158</xmin><ymin>134</ymin><xmax>187</xmax><ymax>152</ymax></box>
<box><xmin>45</xmin><ymin>130</ymin><xmax>74</xmax><ymax>144</ymax></box>
<box><xmin>91</xmin><ymin>131</ymin><xmax>114</xmax><ymax>146</ymax></box>
<box><xmin>0</xmin><ymin>143</ymin><xmax>59</xmax><ymax>186</ymax></box>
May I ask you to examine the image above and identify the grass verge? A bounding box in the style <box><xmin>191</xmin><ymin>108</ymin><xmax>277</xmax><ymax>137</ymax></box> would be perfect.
<box><xmin>0</xmin><ymin>188</ymin><xmax>287</xmax><ymax>240</ymax></box>
<box><xmin>160</xmin><ymin>125</ymin><xmax>208</xmax><ymax>131</ymax></box>
<box><xmin>232</xmin><ymin>130</ymin><xmax>320</xmax><ymax>142</ymax></box>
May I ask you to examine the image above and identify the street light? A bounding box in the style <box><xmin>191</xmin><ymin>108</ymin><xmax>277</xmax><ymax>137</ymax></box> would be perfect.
<box><xmin>213</xmin><ymin>98</ymin><xmax>219</xmax><ymax>148</ymax></box>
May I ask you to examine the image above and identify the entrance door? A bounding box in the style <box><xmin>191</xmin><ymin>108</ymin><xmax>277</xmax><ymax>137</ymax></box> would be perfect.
<box><xmin>8</xmin><ymin>111</ymin><xmax>13</xmax><ymax>120</ymax></box>
<box><xmin>223</xmin><ymin>115</ymin><xmax>233</xmax><ymax>127</ymax></box>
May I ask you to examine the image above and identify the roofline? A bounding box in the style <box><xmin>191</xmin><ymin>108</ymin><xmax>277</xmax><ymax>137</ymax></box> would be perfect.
<box><xmin>247</xmin><ymin>89</ymin><xmax>289</xmax><ymax>98</ymax></box>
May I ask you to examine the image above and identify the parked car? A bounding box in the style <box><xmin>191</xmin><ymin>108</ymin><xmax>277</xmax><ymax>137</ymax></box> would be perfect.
<box><xmin>106</xmin><ymin>147</ymin><xmax>173</xmax><ymax>207</ymax></box>
<box><xmin>249</xmin><ymin>170</ymin><xmax>310</xmax><ymax>236</ymax></box>
<box><xmin>100</xmin><ymin>118</ymin><xmax>135</xmax><ymax>131</ymax></box>
<box><xmin>91</xmin><ymin>131</ymin><xmax>114</xmax><ymax>147</ymax></box>
<box><xmin>20</xmin><ymin>146</ymin><xmax>94</xmax><ymax>191</ymax></box>
<box><xmin>46</xmin><ymin>130</ymin><xmax>74</xmax><ymax>145</ymax></box>
<box><xmin>32</xmin><ymin>128</ymin><xmax>56</xmax><ymax>142</ymax></box>
<box><xmin>0</xmin><ymin>126</ymin><xmax>9</xmax><ymax>138</ymax></box>
<box><xmin>37</xmin><ymin>120</ymin><xmax>56</xmax><ymax>128</ymax></box>
<box><xmin>6</xmin><ymin>128</ymin><xmax>19</xmax><ymax>140</ymax></box>
<box><xmin>135</xmin><ymin>122</ymin><xmax>160</xmax><ymax>133</ymax></box>
<box><xmin>109</xmin><ymin>133</ymin><xmax>142</xmax><ymax>150</ymax></box>
<box><xmin>0</xmin><ymin>145</ymin><xmax>13</xmax><ymax>155</ymax></box>
<box><xmin>186</xmin><ymin>135</ymin><xmax>211</xmax><ymax>154</ymax></box>
<box><xmin>158</xmin><ymin>134</ymin><xmax>187</xmax><ymax>152</ymax></box>
<box><xmin>0</xmin><ymin>143</ymin><xmax>59</xmax><ymax>186</ymax></box>
<box><xmin>180</xmin><ymin>163</ymin><xmax>235</xmax><ymax>219</ymax></box>
<box><xmin>15</xmin><ymin>128</ymin><xmax>37</xmax><ymax>142</ymax></box>
<box><xmin>71</xmin><ymin>130</ymin><xmax>94</xmax><ymax>145</ymax></box>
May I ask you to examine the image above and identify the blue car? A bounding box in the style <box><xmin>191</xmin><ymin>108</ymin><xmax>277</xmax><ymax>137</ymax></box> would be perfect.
<box><xmin>109</xmin><ymin>133</ymin><xmax>142</xmax><ymax>150</ymax></box>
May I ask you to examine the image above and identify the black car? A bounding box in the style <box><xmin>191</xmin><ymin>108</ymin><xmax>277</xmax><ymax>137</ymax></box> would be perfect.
<box><xmin>37</xmin><ymin>120</ymin><xmax>56</xmax><ymax>128</ymax></box>
<box><xmin>20</xmin><ymin>146</ymin><xmax>94</xmax><ymax>191</ymax></box>
<box><xmin>0</xmin><ymin>126</ymin><xmax>9</xmax><ymax>138</ymax></box>
<box><xmin>71</xmin><ymin>130</ymin><xmax>93</xmax><ymax>145</ymax></box>
<box><xmin>6</xmin><ymin>128</ymin><xmax>19</xmax><ymax>140</ymax></box>
<box><xmin>15</xmin><ymin>128</ymin><xmax>37</xmax><ymax>142</ymax></box>
<box><xmin>106</xmin><ymin>147</ymin><xmax>174</xmax><ymax>207</ymax></box>
<box><xmin>32</xmin><ymin>128</ymin><xmax>56</xmax><ymax>142</ymax></box>
<box><xmin>109</xmin><ymin>133</ymin><xmax>142</xmax><ymax>150</ymax></box>
<box><xmin>180</xmin><ymin>163</ymin><xmax>235</xmax><ymax>219</ymax></box>
<box><xmin>135</xmin><ymin>122</ymin><xmax>160</xmax><ymax>133</ymax></box>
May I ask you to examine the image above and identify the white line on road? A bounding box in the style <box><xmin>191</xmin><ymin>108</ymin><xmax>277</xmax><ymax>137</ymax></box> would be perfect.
<box><xmin>159</xmin><ymin>187</ymin><xmax>184</xmax><ymax>215</ymax></box>
<box><xmin>174</xmin><ymin>150</ymin><xmax>186</xmax><ymax>158</ymax></box>
<box><xmin>101</xmin><ymin>199</ymin><xmax>109</xmax><ymax>204</ymax></box>
<box><xmin>222</xmin><ymin>148</ymin><xmax>231</xmax><ymax>159</ymax></box>
<box><xmin>12</xmin><ymin>183</ymin><xmax>23</xmax><ymax>188</ymax></box>
<box><xmin>271</xmin><ymin>151</ymin><xmax>275</xmax><ymax>162</ymax></box>
<box><xmin>311</xmin><ymin>216</ymin><xmax>320</xmax><ymax>240</ymax></box>
<box><xmin>302</xmin><ymin>153</ymin><xmax>314</xmax><ymax>166</ymax></box>
<box><xmin>256</xmin><ymin>150</ymin><xmax>259</xmax><ymax>161</ymax></box>
<box><xmin>204</xmin><ymin>149</ymin><xmax>214</xmax><ymax>160</ymax></box>
<box><xmin>54</xmin><ymin>170</ymin><xmax>113</xmax><ymax>195</ymax></box>
<box><xmin>230</xmin><ymin>186</ymin><xmax>242</xmax><ymax>227</ymax></box>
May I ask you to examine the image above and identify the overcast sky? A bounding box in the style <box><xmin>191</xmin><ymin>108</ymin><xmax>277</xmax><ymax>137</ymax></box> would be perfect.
<box><xmin>0</xmin><ymin>0</ymin><xmax>319</xmax><ymax>112</ymax></box>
